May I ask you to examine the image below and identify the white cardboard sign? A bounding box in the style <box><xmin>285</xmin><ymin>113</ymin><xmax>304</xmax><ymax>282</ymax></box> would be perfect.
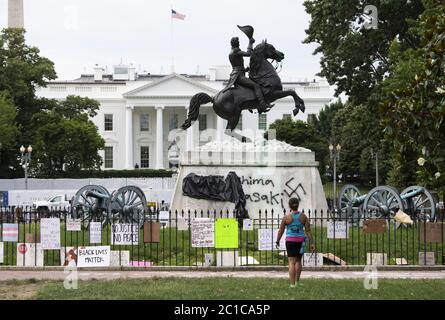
<box><xmin>77</xmin><ymin>246</ymin><xmax>110</xmax><ymax>267</ymax></box>
<box><xmin>303</xmin><ymin>253</ymin><xmax>324</xmax><ymax>266</ymax></box>
<box><xmin>16</xmin><ymin>243</ymin><xmax>44</xmax><ymax>266</ymax></box>
<box><xmin>66</xmin><ymin>219</ymin><xmax>82</xmax><ymax>232</ymax></box>
<box><xmin>41</xmin><ymin>218</ymin><xmax>61</xmax><ymax>249</ymax></box>
<box><xmin>191</xmin><ymin>218</ymin><xmax>214</xmax><ymax>248</ymax></box>
<box><xmin>258</xmin><ymin>229</ymin><xmax>286</xmax><ymax>251</ymax></box>
<box><xmin>0</xmin><ymin>242</ymin><xmax>3</xmax><ymax>263</ymax></box>
<box><xmin>110</xmin><ymin>250</ymin><xmax>130</xmax><ymax>266</ymax></box>
<box><xmin>243</xmin><ymin>219</ymin><xmax>253</xmax><ymax>231</ymax></box>
<box><xmin>111</xmin><ymin>224</ymin><xmax>139</xmax><ymax>245</ymax></box>
<box><xmin>89</xmin><ymin>222</ymin><xmax>102</xmax><ymax>244</ymax></box>
<box><xmin>327</xmin><ymin>221</ymin><xmax>348</xmax><ymax>239</ymax></box>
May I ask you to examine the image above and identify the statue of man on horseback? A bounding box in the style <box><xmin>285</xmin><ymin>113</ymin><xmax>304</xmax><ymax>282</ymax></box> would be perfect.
<box><xmin>222</xmin><ymin>32</ymin><xmax>271</xmax><ymax>114</ymax></box>
<box><xmin>181</xmin><ymin>25</ymin><xmax>305</xmax><ymax>133</ymax></box>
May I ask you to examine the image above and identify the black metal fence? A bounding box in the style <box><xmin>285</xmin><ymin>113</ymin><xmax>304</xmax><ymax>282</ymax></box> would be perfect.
<box><xmin>0</xmin><ymin>206</ymin><xmax>444</xmax><ymax>267</ymax></box>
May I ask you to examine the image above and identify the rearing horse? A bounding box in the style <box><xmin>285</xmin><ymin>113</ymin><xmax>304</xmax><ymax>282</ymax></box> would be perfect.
<box><xmin>181</xmin><ymin>40</ymin><xmax>305</xmax><ymax>131</ymax></box>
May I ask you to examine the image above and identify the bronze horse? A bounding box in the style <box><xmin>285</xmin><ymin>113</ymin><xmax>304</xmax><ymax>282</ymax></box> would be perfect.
<box><xmin>181</xmin><ymin>40</ymin><xmax>305</xmax><ymax>131</ymax></box>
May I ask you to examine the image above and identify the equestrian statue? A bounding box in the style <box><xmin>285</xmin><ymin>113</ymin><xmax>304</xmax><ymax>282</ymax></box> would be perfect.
<box><xmin>181</xmin><ymin>25</ymin><xmax>305</xmax><ymax>133</ymax></box>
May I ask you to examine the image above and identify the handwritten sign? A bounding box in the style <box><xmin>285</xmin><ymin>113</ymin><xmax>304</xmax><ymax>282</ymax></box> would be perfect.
<box><xmin>258</xmin><ymin>229</ymin><xmax>285</xmax><ymax>251</ymax></box>
<box><xmin>303</xmin><ymin>253</ymin><xmax>324</xmax><ymax>266</ymax></box>
<box><xmin>41</xmin><ymin>218</ymin><xmax>61</xmax><ymax>249</ymax></box>
<box><xmin>327</xmin><ymin>221</ymin><xmax>348</xmax><ymax>239</ymax></box>
<box><xmin>215</xmin><ymin>218</ymin><xmax>238</xmax><ymax>249</ymax></box>
<box><xmin>2</xmin><ymin>223</ymin><xmax>18</xmax><ymax>242</ymax></box>
<box><xmin>89</xmin><ymin>222</ymin><xmax>102</xmax><ymax>244</ymax></box>
<box><xmin>66</xmin><ymin>219</ymin><xmax>82</xmax><ymax>232</ymax></box>
<box><xmin>0</xmin><ymin>242</ymin><xmax>3</xmax><ymax>263</ymax></box>
<box><xmin>111</xmin><ymin>224</ymin><xmax>139</xmax><ymax>245</ymax></box>
<box><xmin>77</xmin><ymin>246</ymin><xmax>110</xmax><ymax>267</ymax></box>
<box><xmin>16</xmin><ymin>243</ymin><xmax>44</xmax><ymax>266</ymax></box>
<box><xmin>110</xmin><ymin>250</ymin><xmax>130</xmax><ymax>266</ymax></box>
<box><xmin>191</xmin><ymin>218</ymin><xmax>214</xmax><ymax>248</ymax></box>
<box><xmin>243</xmin><ymin>219</ymin><xmax>253</xmax><ymax>231</ymax></box>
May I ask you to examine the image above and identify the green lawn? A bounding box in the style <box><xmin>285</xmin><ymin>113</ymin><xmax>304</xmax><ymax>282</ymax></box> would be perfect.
<box><xmin>2</xmin><ymin>278</ymin><xmax>445</xmax><ymax>300</ymax></box>
<box><xmin>1</xmin><ymin>221</ymin><xmax>444</xmax><ymax>266</ymax></box>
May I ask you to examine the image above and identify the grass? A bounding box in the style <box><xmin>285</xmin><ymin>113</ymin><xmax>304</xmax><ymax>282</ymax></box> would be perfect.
<box><xmin>0</xmin><ymin>278</ymin><xmax>444</xmax><ymax>300</ymax></box>
<box><xmin>1</xmin><ymin>221</ymin><xmax>444</xmax><ymax>266</ymax></box>
<box><xmin>323</xmin><ymin>182</ymin><xmax>372</xmax><ymax>200</ymax></box>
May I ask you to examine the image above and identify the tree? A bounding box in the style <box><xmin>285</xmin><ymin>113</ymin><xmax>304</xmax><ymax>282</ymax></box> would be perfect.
<box><xmin>0</xmin><ymin>91</ymin><xmax>19</xmax><ymax>169</ymax></box>
<box><xmin>0</xmin><ymin>28</ymin><xmax>56</xmax><ymax>175</ymax></box>
<box><xmin>31</xmin><ymin>96</ymin><xmax>105</xmax><ymax>175</ymax></box>
<box><xmin>303</xmin><ymin>0</ymin><xmax>424</xmax><ymax>102</ymax></box>
<box><xmin>311</xmin><ymin>99</ymin><xmax>344</xmax><ymax>139</ymax></box>
<box><xmin>268</xmin><ymin>118</ymin><xmax>329</xmax><ymax>178</ymax></box>
<box><xmin>380</xmin><ymin>1</ymin><xmax>445</xmax><ymax>193</ymax></box>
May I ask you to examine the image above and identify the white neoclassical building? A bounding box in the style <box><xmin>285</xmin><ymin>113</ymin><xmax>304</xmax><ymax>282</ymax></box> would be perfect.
<box><xmin>36</xmin><ymin>65</ymin><xmax>332</xmax><ymax>170</ymax></box>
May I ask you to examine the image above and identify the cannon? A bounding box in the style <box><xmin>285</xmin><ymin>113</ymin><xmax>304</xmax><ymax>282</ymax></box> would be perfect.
<box><xmin>338</xmin><ymin>184</ymin><xmax>437</xmax><ymax>222</ymax></box>
<box><xmin>71</xmin><ymin>185</ymin><xmax>148</xmax><ymax>228</ymax></box>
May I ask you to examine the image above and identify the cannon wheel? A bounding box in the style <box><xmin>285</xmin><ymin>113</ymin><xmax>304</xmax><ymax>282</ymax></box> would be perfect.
<box><xmin>401</xmin><ymin>186</ymin><xmax>437</xmax><ymax>222</ymax></box>
<box><xmin>338</xmin><ymin>184</ymin><xmax>363</xmax><ymax>222</ymax></box>
<box><xmin>363</xmin><ymin>186</ymin><xmax>404</xmax><ymax>219</ymax></box>
<box><xmin>71</xmin><ymin>185</ymin><xmax>111</xmax><ymax>228</ymax></box>
<box><xmin>110</xmin><ymin>186</ymin><xmax>147</xmax><ymax>228</ymax></box>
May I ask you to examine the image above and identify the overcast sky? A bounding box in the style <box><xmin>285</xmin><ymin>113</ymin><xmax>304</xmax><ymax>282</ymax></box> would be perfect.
<box><xmin>0</xmin><ymin>0</ymin><xmax>324</xmax><ymax>82</ymax></box>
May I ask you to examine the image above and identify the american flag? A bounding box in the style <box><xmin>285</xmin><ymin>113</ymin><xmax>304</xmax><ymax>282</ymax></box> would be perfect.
<box><xmin>171</xmin><ymin>9</ymin><xmax>186</xmax><ymax>20</ymax></box>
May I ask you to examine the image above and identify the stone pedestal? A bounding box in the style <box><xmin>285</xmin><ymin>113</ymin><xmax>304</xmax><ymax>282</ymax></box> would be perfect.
<box><xmin>170</xmin><ymin>137</ymin><xmax>328</xmax><ymax>221</ymax></box>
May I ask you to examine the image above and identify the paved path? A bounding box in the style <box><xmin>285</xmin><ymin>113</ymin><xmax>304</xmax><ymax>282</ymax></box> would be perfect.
<box><xmin>1</xmin><ymin>270</ymin><xmax>445</xmax><ymax>281</ymax></box>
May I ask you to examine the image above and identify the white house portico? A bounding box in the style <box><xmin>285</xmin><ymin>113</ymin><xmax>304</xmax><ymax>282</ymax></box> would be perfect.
<box><xmin>36</xmin><ymin>65</ymin><xmax>332</xmax><ymax>170</ymax></box>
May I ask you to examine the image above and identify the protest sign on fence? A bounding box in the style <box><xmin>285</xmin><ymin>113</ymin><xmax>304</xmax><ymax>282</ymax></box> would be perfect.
<box><xmin>77</xmin><ymin>246</ymin><xmax>110</xmax><ymax>267</ymax></box>
<box><xmin>215</xmin><ymin>218</ymin><xmax>238</xmax><ymax>249</ymax></box>
<box><xmin>327</xmin><ymin>221</ymin><xmax>348</xmax><ymax>239</ymax></box>
<box><xmin>303</xmin><ymin>253</ymin><xmax>324</xmax><ymax>266</ymax></box>
<box><xmin>41</xmin><ymin>218</ymin><xmax>61</xmax><ymax>249</ymax></box>
<box><xmin>66</xmin><ymin>219</ymin><xmax>82</xmax><ymax>232</ymax></box>
<box><xmin>243</xmin><ymin>219</ymin><xmax>253</xmax><ymax>231</ymax></box>
<box><xmin>0</xmin><ymin>242</ymin><xmax>3</xmax><ymax>263</ymax></box>
<box><xmin>2</xmin><ymin>223</ymin><xmax>18</xmax><ymax>242</ymax></box>
<box><xmin>60</xmin><ymin>247</ymin><xmax>78</xmax><ymax>267</ymax></box>
<box><xmin>143</xmin><ymin>222</ymin><xmax>160</xmax><ymax>243</ymax></box>
<box><xmin>89</xmin><ymin>222</ymin><xmax>102</xmax><ymax>244</ymax></box>
<box><xmin>191</xmin><ymin>218</ymin><xmax>214</xmax><ymax>248</ymax></box>
<box><xmin>258</xmin><ymin>229</ymin><xmax>286</xmax><ymax>251</ymax></box>
<box><xmin>111</xmin><ymin>224</ymin><xmax>139</xmax><ymax>245</ymax></box>
<box><xmin>110</xmin><ymin>250</ymin><xmax>130</xmax><ymax>266</ymax></box>
<box><xmin>16</xmin><ymin>243</ymin><xmax>44</xmax><ymax>266</ymax></box>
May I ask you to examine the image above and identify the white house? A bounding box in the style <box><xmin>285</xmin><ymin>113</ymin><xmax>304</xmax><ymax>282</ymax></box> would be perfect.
<box><xmin>36</xmin><ymin>65</ymin><xmax>332</xmax><ymax>170</ymax></box>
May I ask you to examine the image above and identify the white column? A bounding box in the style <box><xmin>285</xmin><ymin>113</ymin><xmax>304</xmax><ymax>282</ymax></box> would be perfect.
<box><xmin>216</xmin><ymin>116</ymin><xmax>225</xmax><ymax>142</ymax></box>
<box><xmin>185</xmin><ymin>106</ymin><xmax>193</xmax><ymax>150</ymax></box>
<box><xmin>155</xmin><ymin>105</ymin><xmax>164</xmax><ymax>169</ymax></box>
<box><xmin>125</xmin><ymin>105</ymin><xmax>134</xmax><ymax>169</ymax></box>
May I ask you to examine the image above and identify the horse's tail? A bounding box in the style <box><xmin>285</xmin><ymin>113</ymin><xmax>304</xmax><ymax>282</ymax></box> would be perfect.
<box><xmin>181</xmin><ymin>92</ymin><xmax>214</xmax><ymax>130</ymax></box>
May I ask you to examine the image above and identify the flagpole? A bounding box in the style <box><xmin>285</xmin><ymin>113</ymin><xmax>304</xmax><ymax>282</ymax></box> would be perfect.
<box><xmin>170</xmin><ymin>4</ymin><xmax>175</xmax><ymax>73</ymax></box>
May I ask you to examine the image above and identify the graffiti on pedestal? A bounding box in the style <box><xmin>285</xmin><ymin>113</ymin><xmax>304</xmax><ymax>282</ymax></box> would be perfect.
<box><xmin>242</xmin><ymin>176</ymin><xmax>307</xmax><ymax>209</ymax></box>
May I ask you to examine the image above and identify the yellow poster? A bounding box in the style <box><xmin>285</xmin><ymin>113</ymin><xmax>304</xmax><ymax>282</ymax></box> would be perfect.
<box><xmin>215</xmin><ymin>218</ymin><xmax>239</xmax><ymax>249</ymax></box>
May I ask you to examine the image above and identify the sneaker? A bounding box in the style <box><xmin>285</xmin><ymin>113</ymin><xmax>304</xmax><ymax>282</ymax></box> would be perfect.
<box><xmin>289</xmin><ymin>284</ymin><xmax>296</xmax><ymax>289</ymax></box>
